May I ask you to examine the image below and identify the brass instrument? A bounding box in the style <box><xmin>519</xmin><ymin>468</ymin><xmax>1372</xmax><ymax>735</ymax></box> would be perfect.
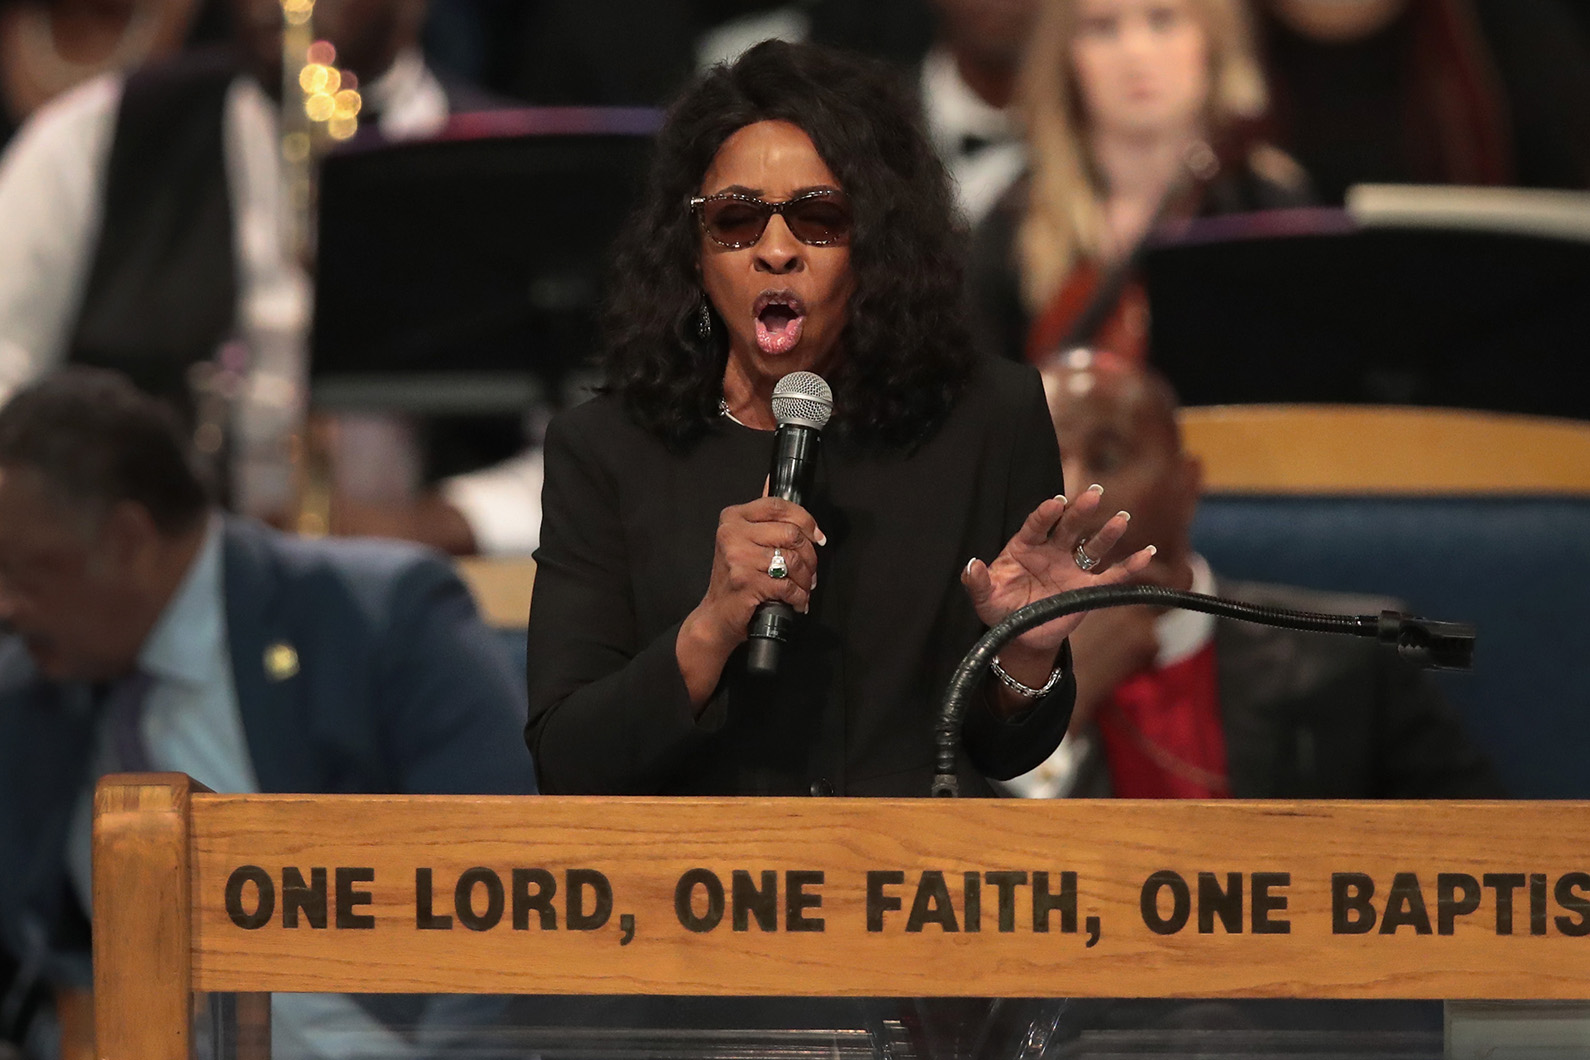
<box><xmin>278</xmin><ymin>0</ymin><xmax>362</xmax><ymax>536</ymax></box>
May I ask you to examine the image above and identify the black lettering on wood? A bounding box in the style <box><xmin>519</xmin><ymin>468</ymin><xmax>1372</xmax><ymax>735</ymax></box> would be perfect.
<box><xmin>1251</xmin><ymin>872</ymin><xmax>1290</xmax><ymax>934</ymax></box>
<box><xmin>963</xmin><ymin>872</ymin><xmax>981</xmax><ymax>933</ymax></box>
<box><xmin>984</xmin><ymin>871</ymin><xmax>1027</xmax><ymax>933</ymax></box>
<box><xmin>785</xmin><ymin>870</ymin><xmax>824</xmax><ymax>932</ymax></box>
<box><xmin>906</xmin><ymin>871</ymin><xmax>959</xmax><ymax>933</ymax></box>
<box><xmin>1197</xmin><ymin>872</ymin><xmax>1242</xmax><ymax>934</ymax></box>
<box><xmin>1436</xmin><ymin>873</ymin><xmax>1481</xmax><ymax>935</ymax></box>
<box><xmin>1484</xmin><ymin>873</ymin><xmax>1526</xmax><ymax>935</ymax></box>
<box><xmin>415</xmin><ymin>868</ymin><xmax>453</xmax><ymax>930</ymax></box>
<box><xmin>1331</xmin><ymin>873</ymin><xmax>1375</xmax><ymax>934</ymax></box>
<box><xmin>675</xmin><ymin>868</ymin><xmax>724</xmax><ymax>933</ymax></box>
<box><xmin>225</xmin><ymin>865</ymin><xmax>274</xmax><ymax>929</ymax></box>
<box><xmin>512</xmin><ymin>868</ymin><xmax>557</xmax><ymax>930</ymax></box>
<box><xmin>567</xmin><ymin>869</ymin><xmax>613</xmax><ymax>931</ymax></box>
<box><xmin>732</xmin><ymin>870</ymin><xmax>778</xmax><ymax>932</ymax></box>
<box><xmin>1379</xmin><ymin>872</ymin><xmax>1432</xmax><ymax>935</ymax></box>
<box><xmin>282</xmin><ymin>867</ymin><xmax>327</xmax><ymax>929</ymax></box>
<box><xmin>335</xmin><ymin>867</ymin><xmax>375</xmax><ymax>929</ymax></box>
<box><xmin>1531</xmin><ymin>873</ymin><xmax>1548</xmax><ymax>936</ymax></box>
<box><xmin>1033</xmin><ymin>872</ymin><xmax>1077</xmax><ymax>934</ymax></box>
<box><xmin>866</xmin><ymin>871</ymin><xmax>904</xmax><ymax>932</ymax></box>
<box><xmin>1140</xmin><ymin>871</ymin><xmax>1190</xmax><ymax>935</ymax></box>
<box><xmin>1555</xmin><ymin>873</ymin><xmax>1590</xmax><ymax>937</ymax></box>
<box><xmin>456</xmin><ymin>867</ymin><xmax>505</xmax><ymax>932</ymax></box>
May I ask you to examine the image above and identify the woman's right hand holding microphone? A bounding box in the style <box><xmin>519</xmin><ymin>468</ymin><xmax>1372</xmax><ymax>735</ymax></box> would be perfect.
<box><xmin>676</xmin><ymin>496</ymin><xmax>825</xmax><ymax>709</ymax></box>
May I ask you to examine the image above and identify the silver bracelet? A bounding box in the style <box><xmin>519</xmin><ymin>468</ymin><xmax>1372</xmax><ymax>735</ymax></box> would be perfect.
<box><xmin>989</xmin><ymin>655</ymin><xmax>1064</xmax><ymax>698</ymax></box>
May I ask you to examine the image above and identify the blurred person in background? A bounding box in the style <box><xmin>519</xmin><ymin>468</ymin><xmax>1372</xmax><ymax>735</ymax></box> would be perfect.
<box><xmin>918</xmin><ymin>0</ymin><xmax>1040</xmax><ymax>223</ymax></box>
<box><xmin>0</xmin><ymin>0</ymin><xmax>540</xmax><ymax>557</ymax></box>
<box><xmin>0</xmin><ymin>0</ymin><xmax>222</xmax><ymax>149</ymax></box>
<box><xmin>1256</xmin><ymin>0</ymin><xmax>1590</xmax><ymax>205</ymax></box>
<box><xmin>0</xmin><ymin>369</ymin><xmax>535</xmax><ymax>1059</ymax></box>
<box><xmin>508</xmin><ymin>0</ymin><xmax>933</xmax><ymax>109</ymax></box>
<box><xmin>414</xmin><ymin>0</ymin><xmax>527</xmax><ymax>92</ymax></box>
<box><xmin>694</xmin><ymin>0</ymin><xmax>1044</xmax><ymax>225</ymax></box>
<box><xmin>504</xmin><ymin>0</ymin><xmax>1036</xmax><ymax>226</ymax></box>
<box><xmin>968</xmin><ymin>0</ymin><xmax>1310</xmax><ymax>366</ymax></box>
<box><xmin>1002</xmin><ymin>349</ymin><xmax>1501</xmax><ymax>800</ymax></box>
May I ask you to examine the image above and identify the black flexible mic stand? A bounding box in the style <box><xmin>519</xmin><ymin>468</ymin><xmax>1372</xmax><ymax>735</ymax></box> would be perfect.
<box><xmin>931</xmin><ymin>585</ymin><xmax>1476</xmax><ymax>797</ymax></box>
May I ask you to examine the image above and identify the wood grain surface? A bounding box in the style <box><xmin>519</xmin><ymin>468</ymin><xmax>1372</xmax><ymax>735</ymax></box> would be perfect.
<box><xmin>160</xmin><ymin>794</ymin><xmax>1590</xmax><ymax>999</ymax></box>
<box><xmin>1178</xmin><ymin>404</ymin><xmax>1590</xmax><ymax>494</ymax></box>
<box><xmin>94</xmin><ymin>774</ymin><xmax>203</xmax><ymax>1060</ymax></box>
<box><xmin>453</xmin><ymin>557</ymin><xmax>535</xmax><ymax>628</ymax></box>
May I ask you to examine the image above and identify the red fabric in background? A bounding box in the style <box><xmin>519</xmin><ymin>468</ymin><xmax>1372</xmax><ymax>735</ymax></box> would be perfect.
<box><xmin>1097</xmin><ymin>644</ymin><xmax>1230</xmax><ymax>798</ymax></box>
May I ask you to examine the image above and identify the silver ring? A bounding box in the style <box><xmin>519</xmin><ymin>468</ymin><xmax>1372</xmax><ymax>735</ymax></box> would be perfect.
<box><xmin>1073</xmin><ymin>541</ymin><xmax>1099</xmax><ymax>572</ymax></box>
<box><xmin>767</xmin><ymin>548</ymin><xmax>789</xmax><ymax>579</ymax></box>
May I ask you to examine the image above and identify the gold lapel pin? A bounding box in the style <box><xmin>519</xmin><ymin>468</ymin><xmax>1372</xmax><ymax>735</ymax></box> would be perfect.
<box><xmin>264</xmin><ymin>642</ymin><xmax>300</xmax><ymax>682</ymax></box>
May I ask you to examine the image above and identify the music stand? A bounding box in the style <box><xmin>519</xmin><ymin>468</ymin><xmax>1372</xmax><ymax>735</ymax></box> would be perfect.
<box><xmin>310</xmin><ymin>108</ymin><xmax>662</xmax><ymax>416</ymax></box>
<box><xmin>1143</xmin><ymin>186</ymin><xmax>1590</xmax><ymax>418</ymax></box>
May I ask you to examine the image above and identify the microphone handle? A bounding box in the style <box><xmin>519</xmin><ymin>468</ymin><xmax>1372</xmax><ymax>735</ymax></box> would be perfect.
<box><xmin>745</xmin><ymin>602</ymin><xmax>796</xmax><ymax>676</ymax></box>
<box><xmin>747</xmin><ymin>424</ymin><xmax>820</xmax><ymax>676</ymax></box>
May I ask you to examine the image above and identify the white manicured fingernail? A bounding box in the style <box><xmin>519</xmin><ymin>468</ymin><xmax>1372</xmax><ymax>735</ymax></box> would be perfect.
<box><xmin>1146</xmin><ymin>544</ymin><xmax>1158</xmax><ymax>556</ymax></box>
<box><xmin>1088</xmin><ymin>483</ymin><xmax>1104</xmax><ymax>494</ymax></box>
<box><xmin>1053</xmin><ymin>494</ymin><xmax>1067</xmax><ymax>504</ymax></box>
<box><xmin>816</xmin><ymin>527</ymin><xmax>828</xmax><ymax>546</ymax></box>
<box><xmin>1118</xmin><ymin>510</ymin><xmax>1130</xmax><ymax>521</ymax></box>
<box><xmin>963</xmin><ymin>558</ymin><xmax>976</xmax><ymax>575</ymax></box>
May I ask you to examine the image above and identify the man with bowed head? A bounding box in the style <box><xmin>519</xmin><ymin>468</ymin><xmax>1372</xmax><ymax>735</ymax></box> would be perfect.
<box><xmin>1000</xmin><ymin>350</ymin><xmax>1500</xmax><ymax>800</ymax></box>
<box><xmin>0</xmin><ymin>369</ymin><xmax>535</xmax><ymax>1057</ymax></box>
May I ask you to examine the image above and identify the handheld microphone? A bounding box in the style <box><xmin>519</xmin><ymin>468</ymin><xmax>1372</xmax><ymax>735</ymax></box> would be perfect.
<box><xmin>746</xmin><ymin>371</ymin><xmax>833</xmax><ymax>677</ymax></box>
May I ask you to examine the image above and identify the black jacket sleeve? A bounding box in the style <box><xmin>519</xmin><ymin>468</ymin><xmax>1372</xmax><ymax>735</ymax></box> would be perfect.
<box><xmin>960</xmin><ymin>366</ymin><xmax>1077</xmax><ymax>780</ymax></box>
<box><xmin>523</xmin><ymin>410</ymin><xmax>715</xmax><ymax>794</ymax></box>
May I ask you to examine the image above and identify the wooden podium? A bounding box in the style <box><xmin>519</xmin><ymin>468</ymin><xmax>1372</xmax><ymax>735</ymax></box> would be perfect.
<box><xmin>93</xmin><ymin>773</ymin><xmax>1590</xmax><ymax>1059</ymax></box>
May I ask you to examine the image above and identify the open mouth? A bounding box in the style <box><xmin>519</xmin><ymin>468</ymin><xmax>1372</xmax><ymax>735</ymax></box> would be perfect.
<box><xmin>753</xmin><ymin>290</ymin><xmax>807</xmax><ymax>356</ymax></box>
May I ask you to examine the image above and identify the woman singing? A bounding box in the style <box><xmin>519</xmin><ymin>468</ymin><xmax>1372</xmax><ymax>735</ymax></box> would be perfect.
<box><xmin>524</xmin><ymin>40</ymin><xmax>1153</xmax><ymax>797</ymax></box>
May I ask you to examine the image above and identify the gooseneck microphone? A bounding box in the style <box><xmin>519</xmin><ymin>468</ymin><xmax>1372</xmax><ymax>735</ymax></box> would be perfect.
<box><xmin>746</xmin><ymin>371</ymin><xmax>833</xmax><ymax>677</ymax></box>
<box><xmin>929</xmin><ymin>585</ymin><xmax>1477</xmax><ymax>796</ymax></box>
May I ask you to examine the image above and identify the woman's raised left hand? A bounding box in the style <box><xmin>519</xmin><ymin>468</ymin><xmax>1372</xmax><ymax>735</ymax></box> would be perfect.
<box><xmin>960</xmin><ymin>483</ymin><xmax>1156</xmax><ymax>665</ymax></box>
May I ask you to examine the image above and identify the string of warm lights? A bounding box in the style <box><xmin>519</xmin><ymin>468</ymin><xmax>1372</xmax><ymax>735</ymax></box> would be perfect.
<box><xmin>280</xmin><ymin>0</ymin><xmax>363</xmax><ymax>152</ymax></box>
<box><xmin>278</xmin><ymin>0</ymin><xmax>341</xmax><ymax>535</ymax></box>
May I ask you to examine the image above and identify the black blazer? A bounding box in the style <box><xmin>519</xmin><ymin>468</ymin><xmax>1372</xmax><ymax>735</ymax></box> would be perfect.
<box><xmin>1214</xmin><ymin>579</ymin><xmax>1502</xmax><ymax>798</ymax></box>
<box><xmin>526</xmin><ymin>356</ymin><xmax>1076</xmax><ymax>796</ymax></box>
<box><xmin>1059</xmin><ymin>578</ymin><xmax>1502</xmax><ymax>799</ymax></box>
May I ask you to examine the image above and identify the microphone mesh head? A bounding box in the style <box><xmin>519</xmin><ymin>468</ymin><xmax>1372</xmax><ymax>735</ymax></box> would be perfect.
<box><xmin>771</xmin><ymin>371</ymin><xmax>834</xmax><ymax>430</ymax></box>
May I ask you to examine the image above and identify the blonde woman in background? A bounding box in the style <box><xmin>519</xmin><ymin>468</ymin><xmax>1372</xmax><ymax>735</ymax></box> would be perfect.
<box><xmin>968</xmin><ymin>0</ymin><xmax>1309</xmax><ymax>364</ymax></box>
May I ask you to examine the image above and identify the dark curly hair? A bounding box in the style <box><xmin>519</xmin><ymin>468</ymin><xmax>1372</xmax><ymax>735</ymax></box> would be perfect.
<box><xmin>0</xmin><ymin>367</ymin><xmax>208</xmax><ymax>535</ymax></box>
<box><xmin>599</xmin><ymin>39</ymin><xmax>976</xmax><ymax>449</ymax></box>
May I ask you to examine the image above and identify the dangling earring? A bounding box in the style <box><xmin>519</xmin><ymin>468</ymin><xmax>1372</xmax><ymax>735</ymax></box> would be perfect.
<box><xmin>697</xmin><ymin>299</ymin><xmax>714</xmax><ymax>342</ymax></box>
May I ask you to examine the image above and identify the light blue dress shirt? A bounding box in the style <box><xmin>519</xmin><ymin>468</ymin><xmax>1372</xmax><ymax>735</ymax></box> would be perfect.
<box><xmin>66</xmin><ymin>516</ymin><xmax>254</xmax><ymax>914</ymax></box>
<box><xmin>64</xmin><ymin>518</ymin><xmax>431</xmax><ymax>1060</ymax></box>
